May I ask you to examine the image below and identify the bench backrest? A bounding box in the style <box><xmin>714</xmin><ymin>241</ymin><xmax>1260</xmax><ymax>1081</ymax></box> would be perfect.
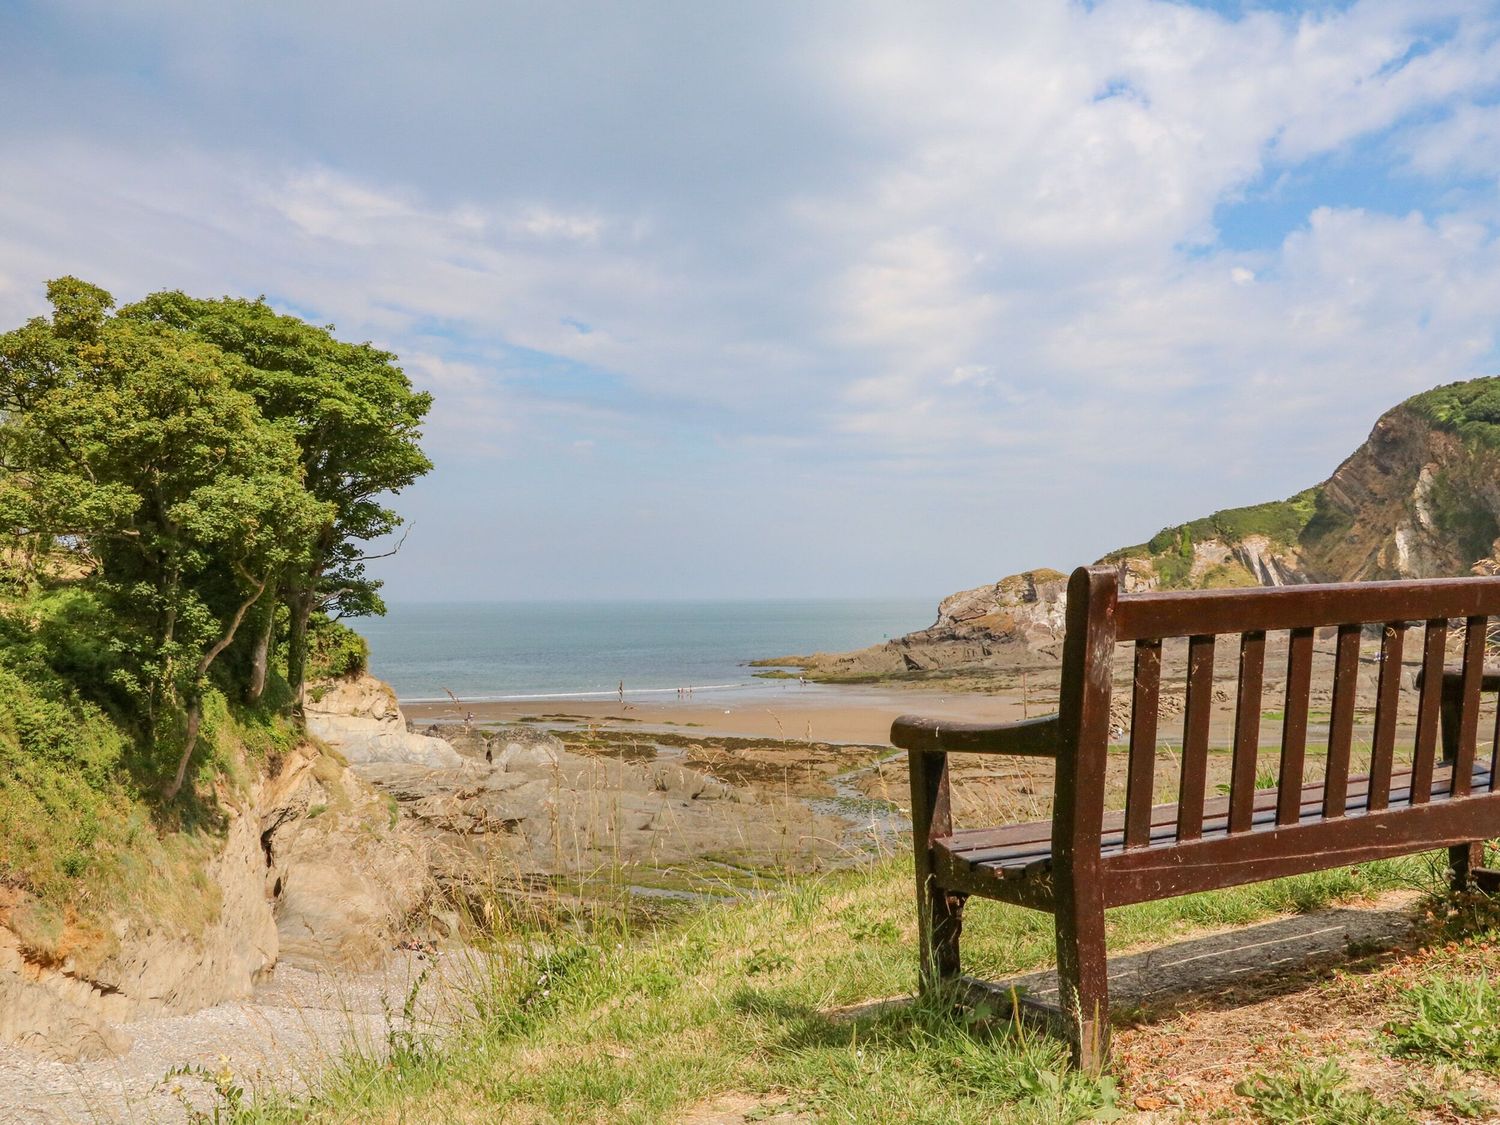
<box><xmin>1055</xmin><ymin>566</ymin><xmax>1500</xmax><ymax>868</ymax></box>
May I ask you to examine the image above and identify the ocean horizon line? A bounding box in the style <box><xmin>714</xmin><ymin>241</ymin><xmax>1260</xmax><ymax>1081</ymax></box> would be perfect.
<box><xmin>397</xmin><ymin>680</ymin><xmax>803</xmax><ymax>705</ymax></box>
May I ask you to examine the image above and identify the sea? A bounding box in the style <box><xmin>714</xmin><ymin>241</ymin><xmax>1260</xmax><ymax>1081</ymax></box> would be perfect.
<box><xmin>354</xmin><ymin>598</ymin><xmax>933</xmax><ymax>703</ymax></box>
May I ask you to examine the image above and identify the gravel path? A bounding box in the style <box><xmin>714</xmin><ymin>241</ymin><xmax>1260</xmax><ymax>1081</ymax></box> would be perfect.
<box><xmin>0</xmin><ymin>948</ymin><xmax>485</xmax><ymax>1124</ymax></box>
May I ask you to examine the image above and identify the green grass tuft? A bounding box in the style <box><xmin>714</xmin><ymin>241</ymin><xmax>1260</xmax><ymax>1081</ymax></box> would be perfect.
<box><xmin>1385</xmin><ymin>973</ymin><xmax>1500</xmax><ymax>1073</ymax></box>
<box><xmin>1235</xmin><ymin>1059</ymin><xmax>1413</xmax><ymax>1124</ymax></box>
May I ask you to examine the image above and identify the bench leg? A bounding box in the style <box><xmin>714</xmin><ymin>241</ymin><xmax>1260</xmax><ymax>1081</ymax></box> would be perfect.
<box><xmin>909</xmin><ymin>747</ymin><xmax>964</xmax><ymax>992</ymax></box>
<box><xmin>1450</xmin><ymin>842</ymin><xmax>1487</xmax><ymax>893</ymax></box>
<box><xmin>918</xmin><ymin>877</ymin><xmax>965</xmax><ymax>991</ymax></box>
<box><xmin>1055</xmin><ymin>888</ymin><xmax>1109</xmax><ymax>1073</ymax></box>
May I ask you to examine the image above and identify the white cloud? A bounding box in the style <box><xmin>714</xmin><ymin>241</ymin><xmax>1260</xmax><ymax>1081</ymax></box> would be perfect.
<box><xmin>3</xmin><ymin>0</ymin><xmax>1500</xmax><ymax>597</ymax></box>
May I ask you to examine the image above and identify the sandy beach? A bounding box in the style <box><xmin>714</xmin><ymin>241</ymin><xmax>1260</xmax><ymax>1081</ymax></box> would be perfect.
<box><xmin>402</xmin><ymin>683</ymin><xmax>1030</xmax><ymax>745</ymax></box>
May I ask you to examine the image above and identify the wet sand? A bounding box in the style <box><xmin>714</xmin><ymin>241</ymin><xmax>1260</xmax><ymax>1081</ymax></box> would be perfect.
<box><xmin>402</xmin><ymin>684</ymin><xmax>1031</xmax><ymax>745</ymax></box>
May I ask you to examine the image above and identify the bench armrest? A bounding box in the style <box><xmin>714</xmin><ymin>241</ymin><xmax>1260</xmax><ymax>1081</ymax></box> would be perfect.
<box><xmin>890</xmin><ymin>714</ymin><xmax>1059</xmax><ymax>757</ymax></box>
<box><xmin>1416</xmin><ymin>665</ymin><xmax>1500</xmax><ymax>693</ymax></box>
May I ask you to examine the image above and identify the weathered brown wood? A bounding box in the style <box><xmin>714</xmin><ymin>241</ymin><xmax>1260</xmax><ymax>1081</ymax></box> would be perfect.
<box><xmin>949</xmin><ymin>761</ymin><xmax>1492</xmax><ymax>872</ymax></box>
<box><xmin>1417</xmin><ymin>665</ymin><xmax>1500</xmax><ymax>693</ymax></box>
<box><xmin>1104</xmin><ymin>787</ymin><xmax>1500</xmax><ymax>907</ymax></box>
<box><xmin>1125</xmin><ymin>639</ymin><xmax>1161</xmax><ymax>849</ymax></box>
<box><xmin>890</xmin><ymin>714</ymin><xmax>1059</xmax><ymax>757</ymax></box>
<box><xmin>1115</xmin><ymin>574</ymin><xmax>1500</xmax><ymax>642</ymax></box>
<box><xmin>942</xmin><ymin>762</ymin><xmax>1482</xmax><ymax>870</ymax></box>
<box><xmin>1177</xmin><ymin>634</ymin><xmax>1215</xmax><ymax>843</ymax></box>
<box><xmin>1453</xmin><ymin>617</ymin><xmax>1488</xmax><ymax>793</ymax></box>
<box><xmin>1323</xmin><ymin>624</ymin><xmax>1361</xmax><ymax>819</ymax></box>
<box><xmin>908</xmin><ymin>747</ymin><xmax>963</xmax><ymax>990</ymax></box>
<box><xmin>1228</xmin><ymin>631</ymin><xmax>1265</xmax><ymax>834</ymax></box>
<box><xmin>1413</xmin><ymin>620</ymin><xmax>1448</xmax><ymax>804</ymax></box>
<box><xmin>1493</xmin><ymin>696</ymin><xmax>1500</xmax><ymax>786</ymax></box>
<box><xmin>1475</xmin><ymin>867</ymin><xmax>1500</xmax><ymax>895</ymax></box>
<box><xmin>934</xmin><ymin>845</ymin><xmax>1057</xmax><ymax>911</ymax></box>
<box><xmin>1448</xmin><ymin>618</ymin><xmax>1489</xmax><ymax>887</ymax></box>
<box><xmin>1277</xmin><ymin>627</ymin><xmax>1314</xmax><ymax>827</ymax></box>
<box><xmin>899</xmin><ymin>570</ymin><xmax>1500</xmax><ymax>1073</ymax></box>
<box><xmin>1049</xmin><ymin>565</ymin><xmax>1116</xmax><ymax>1074</ymax></box>
<box><xmin>1367</xmin><ymin>623</ymin><xmax>1405</xmax><ymax>812</ymax></box>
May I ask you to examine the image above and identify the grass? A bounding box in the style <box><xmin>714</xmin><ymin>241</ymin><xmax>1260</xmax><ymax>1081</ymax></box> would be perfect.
<box><xmin>201</xmin><ymin>853</ymin><xmax>1433</xmax><ymax>1124</ymax></box>
<box><xmin>1236</xmin><ymin>1058</ymin><xmax>1414</xmax><ymax>1124</ymax></box>
<box><xmin>1384</xmin><ymin>974</ymin><xmax>1500</xmax><ymax>1073</ymax></box>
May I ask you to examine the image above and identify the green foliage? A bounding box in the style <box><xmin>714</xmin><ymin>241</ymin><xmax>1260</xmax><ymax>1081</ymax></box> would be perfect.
<box><xmin>1127</xmin><ymin>488</ymin><xmax>1323</xmax><ymax>589</ymax></box>
<box><xmin>0</xmin><ymin>276</ymin><xmax>429</xmax><ymax>806</ymax></box>
<box><xmin>0</xmin><ymin>651</ymin><xmax>129</xmax><ymax>902</ymax></box>
<box><xmin>1235</xmin><ymin>1059</ymin><xmax>1412</xmax><ymax>1124</ymax></box>
<box><xmin>1385</xmin><ymin>973</ymin><xmax>1500</xmax><ymax>1072</ymax></box>
<box><xmin>0</xmin><ymin>608</ymin><xmax>282</xmax><ymax>946</ymax></box>
<box><xmin>1408</xmin><ymin>376</ymin><xmax>1500</xmax><ymax>448</ymax></box>
<box><xmin>0</xmin><ymin>279</ymin><xmax>329</xmax><ymax>725</ymax></box>
<box><xmin>120</xmin><ymin>291</ymin><xmax>432</xmax><ymax>697</ymax></box>
<box><xmin>1427</xmin><ymin>468</ymin><xmax>1500</xmax><ymax>565</ymax></box>
<box><xmin>304</xmin><ymin>614</ymin><xmax>369</xmax><ymax>681</ymax></box>
<box><xmin>1143</xmin><ymin>489</ymin><xmax>1320</xmax><ymax>556</ymax></box>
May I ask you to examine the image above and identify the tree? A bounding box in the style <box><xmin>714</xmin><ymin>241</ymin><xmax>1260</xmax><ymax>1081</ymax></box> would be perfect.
<box><xmin>120</xmin><ymin>293</ymin><xmax>432</xmax><ymax>709</ymax></box>
<box><xmin>0</xmin><ymin>278</ymin><xmax>331</xmax><ymax>796</ymax></box>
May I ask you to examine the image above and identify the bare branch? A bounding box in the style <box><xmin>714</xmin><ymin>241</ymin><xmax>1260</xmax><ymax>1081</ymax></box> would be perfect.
<box><xmin>350</xmin><ymin>522</ymin><xmax>413</xmax><ymax>563</ymax></box>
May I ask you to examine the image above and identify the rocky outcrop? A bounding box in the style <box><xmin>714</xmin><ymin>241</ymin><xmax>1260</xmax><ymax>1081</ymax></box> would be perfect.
<box><xmin>756</xmin><ymin>569</ymin><xmax>1068</xmax><ymax>681</ymax></box>
<box><xmin>783</xmin><ymin>379</ymin><xmax>1500</xmax><ymax>680</ymax></box>
<box><xmin>305</xmin><ymin>675</ymin><xmax>463</xmax><ymax>767</ymax></box>
<box><xmin>0</xmin><ymin>736</ymin><xmax>431</xmax><ymax>1061</ymax></box>
<box><xmin>260</xmin><ymin>747</ymin><xmax>430</xmax><ymax>968</ymax></box>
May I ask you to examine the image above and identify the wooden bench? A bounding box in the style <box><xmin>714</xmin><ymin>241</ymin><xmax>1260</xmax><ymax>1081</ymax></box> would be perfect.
<box><xmin>892</xmin><ymin>565</ymin><xmax>1500</xmax><ymax>1071</ymax></box>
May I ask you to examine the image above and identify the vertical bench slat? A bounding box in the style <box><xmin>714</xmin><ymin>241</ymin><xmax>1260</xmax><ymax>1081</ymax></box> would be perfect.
<box><xmin>1454</xmin><ymin>616</ymin><xmax>1487</xmax><ymax>797</ymax></box>
<box><xmin>1367</xmin><ymin>622</ymin><xmax>1406</xmax><ymax>812</ymax></box>
<box><xmin>1277</xmin><ymin>627</ymin><xmax>1314</xmax><ymax>826</ymax></box>
<box><xmin>1228</xmin><ymin>631</ymin><xmax>1265</xmax><ymax>834</ymax></box>
<box><xmin>1322</xmin><ymin>624</ymin><xmax>1361</xmax><ymax>819</ymax></box>
<box><xmin>1492</xmin><ymin>661</ymin><xmax>1500</xmax><ymax>786</ymax></box>
<box><xmin>1177</xmin><ymin>634</ymin><xmax>1215</xmax><ymax>842</ymax></box>
<box><xmin>1124</xmin><ymin>639</ymin><xmax>1161</xmax><ymax>849</ymax></box>
<box><xmin>1412</xmin><ymin>619</ymin><xmax>1448</xmax><ymax>805</ymax></box>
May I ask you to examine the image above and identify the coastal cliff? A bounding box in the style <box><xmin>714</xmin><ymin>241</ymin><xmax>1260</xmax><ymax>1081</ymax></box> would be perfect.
<box><xmin>774</xmin><ymin>377</ymin><xmax>1500</xmax><ymax>680</ymax></box>
<box><xmin>0</xmin><ymin>688</ymin><xmax>432</xmax><ymax>1062</ymax></box>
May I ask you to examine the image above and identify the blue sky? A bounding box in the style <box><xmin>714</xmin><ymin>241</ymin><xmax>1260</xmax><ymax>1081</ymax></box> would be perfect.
<box><xmin>2</xmin><ymin>1</ymin><xmax>1500</xmax><ymax>603</ymax></box>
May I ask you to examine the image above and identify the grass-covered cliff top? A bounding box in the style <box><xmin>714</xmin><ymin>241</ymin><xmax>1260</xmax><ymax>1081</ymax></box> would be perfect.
<box><xmin>1407</xmin><ymin>375</ymin><xmax>1500</xmax><ymax>448</ymax></box>
<box><xmin>1101</xmin><ymin>488</ymin><xmax>1328</xmax><ymax>588</ymax></box>
<box><xmin>1107</xmin><ymin>488</ymin><xmax>1322</xmax><ymax>563</ymax></box>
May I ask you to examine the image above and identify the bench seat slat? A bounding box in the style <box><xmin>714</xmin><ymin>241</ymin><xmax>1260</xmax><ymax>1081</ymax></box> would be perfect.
<box><xmin>938</xmin><ymin>762</ymin><xmax>1490</xmax><ymax>875</ymax></box>
<box><xmin>942</xmin><ymin>759</ymin><xmax>1470</xmax><ymax>856</ymax></box>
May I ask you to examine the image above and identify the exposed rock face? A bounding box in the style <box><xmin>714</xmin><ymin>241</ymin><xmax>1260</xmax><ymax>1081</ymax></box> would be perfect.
<box><xmin>0</xmin><ymin>739</ymin><xmax>431</xmax><ymax>1061</ymax></box>
<box><xmin>260</xmin><ymin>748</ymin><xmax>430</xmax><ymax>968</ymax></box>
<box><xmin>305</xmin><ymin>675</ymin><xmax>463</xmax><ymax>767</ymax></box>
<box><xmin>783</xmin><ymin>382</ymin><xmax>1500</xmax><ymax>680</ymax></box>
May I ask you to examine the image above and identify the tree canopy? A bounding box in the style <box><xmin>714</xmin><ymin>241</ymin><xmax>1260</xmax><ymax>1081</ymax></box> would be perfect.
<box><xmin>0</xmin><ymin>278</ymin><xmax>431</xmax><ymax>797</ymax></box>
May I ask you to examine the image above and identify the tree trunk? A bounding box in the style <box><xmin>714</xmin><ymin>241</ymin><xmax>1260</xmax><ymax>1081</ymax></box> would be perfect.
<box><xmin>286</xmin><ymin>526</ymin><xmax>335</xmax><ymax>723</ymax></box>
<box><xmin>163</xmin><ymin>573</ymin><xmax>268</xmax><ymax>802</ymax></box>
<box><xmin>163</xmin><ymin>694</ymin><xmax>204</xmax><ymax>803</ymax></box>
<box><xmin>245</xmin><ymin>595</ymin><xmax>277</xmax><ymax>704</ymax></box>
<box><xmin>285</xmin><ymin>581</ymin><xmax>315</xmax><ymax>722</ymax></box>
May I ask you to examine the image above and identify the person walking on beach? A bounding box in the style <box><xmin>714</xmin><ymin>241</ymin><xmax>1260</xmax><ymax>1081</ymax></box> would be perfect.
<box><xmin>618</xmin><ymin>680</ymin><xmax>624</xmax><ymax>705</ymax></box>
